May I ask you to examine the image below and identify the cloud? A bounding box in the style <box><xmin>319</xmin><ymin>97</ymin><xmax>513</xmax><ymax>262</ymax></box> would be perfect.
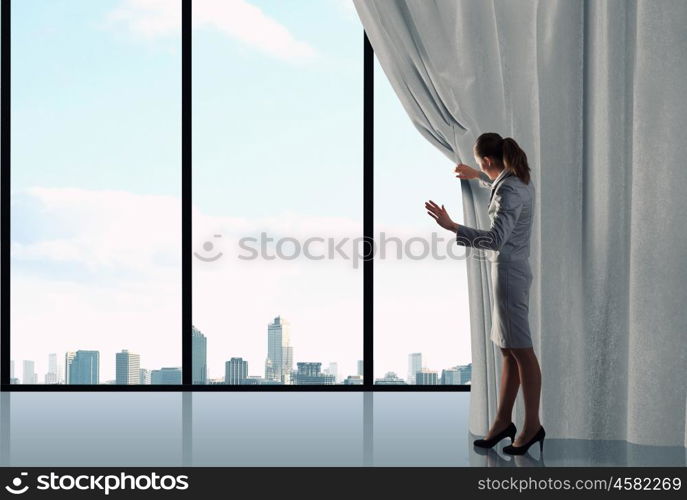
<box><xmin>106</xmin><ymin>0</ymin><xmax>317</xmax><ymax>63</ymax></box>
<box><xmin>106</xmin><ymin>0</ymin><xmax>181</xmax><ymax>40</ymax></box>
<box><xmin>12</xmin><ymin>187</ymin><xmax>181</xmax><ymax>278</ymax></box>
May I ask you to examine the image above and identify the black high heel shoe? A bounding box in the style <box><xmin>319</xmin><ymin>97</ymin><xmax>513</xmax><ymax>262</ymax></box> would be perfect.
<box><xmin>503</xmin><ymin>426</ymin><xmax>545</xmax><ymax>455</ymax></box>
<box><xmin>473</xmin><ymin>422</ymin><xmax>517</xmax><ymax>448</ymax></box>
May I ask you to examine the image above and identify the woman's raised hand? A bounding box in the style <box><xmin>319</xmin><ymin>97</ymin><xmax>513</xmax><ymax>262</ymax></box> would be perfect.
<box><xmin>425</xmin><ymin>200</ymin><xmax>459</xmax><ymax>232</ymax></box>
<box><xmin>454</xmin><ymin>163</ymin><xmax>481</xmax><ymax>180</ymax></box>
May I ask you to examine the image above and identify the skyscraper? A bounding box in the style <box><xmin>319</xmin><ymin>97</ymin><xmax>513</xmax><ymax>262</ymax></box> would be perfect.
<box><xmin>326</xmin><ymin>362</ymin><xmax>339</xmax><ymax>383</ymax></box>
<box><xmin>284</xmin><ymin>345</ymin><xmax>293</xmax><ymax>384</ymax></box>
<box><xmin>116</xmin><ymin>350</ymin><xmax>141</xmax><ymax>385</ymax></box>
<box><xmin>225</xmin><ymin>357</ymin><xmax>248</xmax><ymax>385</ymax></box>
<box><xmin>151</xmin><ymin>367</ymin><xmax>182</xmax><ymax>385</ymax></box>
<box><xmin>265</xmin><ymin>316</ymin><xmax>293</xmax><ymax>384</ymax></box>
<box><xmin>65</xmin><ymin>352</ymin><xmax>75</xmax><ymax>383</ymax></box>
<box><xmin>264</xmin><ymin>358</ymin><xmax>276</xmax><ymax>382</ymax></box>
<box><xmin>9</xmin><ymin>360</ymin><xmax>19</xmax><ymax>385</ymax></box>
<box><xmin>408</xmin><ymin>353</ymin><xmax>422</xmax><ymax>385</ymax></box>
<box><xmin>22</xmin><ymin>360</ymin><xmax>37</xmax><ymax>384</ymax></box>
<box><xmin>458</xmin><ymin>363</ymin><xmax>472</xmax><ymax>384</ymax></box>
<box><xmin>140</xmin><ymin>368</ymin><xmax>151</xmax><ymax>385</ymax></box>
<box><xmin>192</xmin><ymin>326</ymin><xmax>208</xmax><ymax>384</ymax></box>
<box><xmin>440</xmin><ymin>367</ymin><xmax>461</xmax><ymax>385</ymax></box>
<box><xmin>45</xmin><ymin>353</ymin><xmax>59</xmax><ymax>384</ymax></box>
<box><xmin>67</xmin><ymin>350</ymin><xmax>99</xmax><ymax>385</ymax></box>
<box><xmin>292</xmin><ymin>362</ymin><xmax>335</xmax><ymax>385</ymax></box>
<box><xmin>416</xmin><ymin>368</ymin><xmax>438</xmax><ymax>385</ymax></box>
<box><xmin>375</xmin><ymin>372</ymin><xmax>407</xmax><ymax>385</ymax></box>
<box><xmin>357</xmin><ymin>360</ymin><xmax>364</xmax><ymax>376</ymax></box>
<box><xmin>344</xmin><ymin>375</ymin><xmax>363</xmax><ymax>385</ymax></box>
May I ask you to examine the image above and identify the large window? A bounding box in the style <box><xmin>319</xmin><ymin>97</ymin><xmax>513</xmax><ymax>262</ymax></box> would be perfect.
<box><xmin>1</xmin><ymin>0</ymin><xmax>470</xmax><ymax>390</ymax></box>
<box><xmin>192</xmin><ymin>0</ymin><xmax>363</xmax><ymax>385</ymax></box>
<box><xmin>7</xmin><ymin>0</ymin><xmax>181</xmax><ymax>385</ymax></box>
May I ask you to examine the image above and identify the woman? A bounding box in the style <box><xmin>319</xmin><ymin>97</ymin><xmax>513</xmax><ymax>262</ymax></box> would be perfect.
<box><xmin>425</xmin><ymin>132</ymin><xmax>545</xmax><ymax>455</ymax></box>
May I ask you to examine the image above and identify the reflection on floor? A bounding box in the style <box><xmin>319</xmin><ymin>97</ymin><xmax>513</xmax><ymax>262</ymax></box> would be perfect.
<box><xmin>0</xmin><ymin>392</ymin><xmax>684</xmax><ymax>467</ymax></box>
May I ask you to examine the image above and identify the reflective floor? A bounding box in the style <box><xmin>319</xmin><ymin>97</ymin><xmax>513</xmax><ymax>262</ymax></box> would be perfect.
<box><xmin>0</xmin><ymin>392</ymin><xmax>684</xmax><ymax>467</ymax></box>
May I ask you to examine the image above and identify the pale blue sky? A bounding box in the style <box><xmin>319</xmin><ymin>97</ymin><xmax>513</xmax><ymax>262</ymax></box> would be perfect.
<box><xmin>11</xmin><ymin>0</ymin><xmax>181</xmax><ymax>195</ymax></box>
<box><xmin>192</xmin><ymin>0</ymin><xmax>363</xmax><ymax>217</ymax></box>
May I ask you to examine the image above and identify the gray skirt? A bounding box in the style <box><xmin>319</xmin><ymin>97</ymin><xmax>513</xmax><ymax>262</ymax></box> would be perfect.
<box><xmin>490</xmin><ymin>259</ymin><xmax>533</xmax><ymax>348</ymax></box>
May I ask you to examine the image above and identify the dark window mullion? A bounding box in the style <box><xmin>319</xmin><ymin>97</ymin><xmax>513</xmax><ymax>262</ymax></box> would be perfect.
<box><xmin>181</xmin><ymin>0</ymin><xmax>192</xmax><ymax>387</ymax></box>
<box><xmin>1</xmin><ymin>0</ymin><xmax>11</xmax><ymax>390</ymax></box>
<box><xmin>363</xmin><ymin>31</ymin><xmax>374</xmax><ymax>389</ymax></box>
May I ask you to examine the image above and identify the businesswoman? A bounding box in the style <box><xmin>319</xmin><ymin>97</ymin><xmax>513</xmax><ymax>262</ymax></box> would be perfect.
<box><xmin>425</xmin><ymin>132</ymin><xmax>544</xmax><ymax>455</ymax></box>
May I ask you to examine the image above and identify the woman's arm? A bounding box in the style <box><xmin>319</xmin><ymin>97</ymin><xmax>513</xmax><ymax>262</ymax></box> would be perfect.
<box><xmin>454</xmin><ymin>183</ymin><xmax>524</xmax><ymax>251</ymax></box>
<box><xmin>455</xmin><ymin>163</ymin><xmax>492</xmax><ymax>190</ymax></box>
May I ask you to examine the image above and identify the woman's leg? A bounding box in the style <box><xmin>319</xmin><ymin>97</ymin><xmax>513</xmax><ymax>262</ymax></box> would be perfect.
<box><xmin>509</xmin><ymin>347</ymin><xmax>542</xmax><ymax>446</ymax></box>
<box><xmin>483</xmin><ymin>347</ymin><xmax>520</xmax><ymax>439</ymax></box>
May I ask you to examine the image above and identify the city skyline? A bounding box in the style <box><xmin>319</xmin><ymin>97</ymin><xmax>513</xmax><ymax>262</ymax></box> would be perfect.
<box><xmin>9</xmin><ymin>325</ymin><xmax>472</xmax><ymax>386</ymax></box>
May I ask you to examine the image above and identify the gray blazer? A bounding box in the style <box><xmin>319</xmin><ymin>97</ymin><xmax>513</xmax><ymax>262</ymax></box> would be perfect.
<box><xmin>456</xmin><ymin>170</ymin><xmax>535</xmax><ymax>262</ymax></box>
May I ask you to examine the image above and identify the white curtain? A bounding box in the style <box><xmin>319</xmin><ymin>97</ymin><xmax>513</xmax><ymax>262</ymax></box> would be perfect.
<box><xmin>353</xmin><ymin>0</ymin><xmax>687</xmax><ymax>447</ymax></box>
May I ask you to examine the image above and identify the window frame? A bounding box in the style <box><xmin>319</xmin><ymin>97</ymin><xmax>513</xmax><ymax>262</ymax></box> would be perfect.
<box><xmin>0</xmin><ymin>0</ymin><xmax>469</xmax><ymax>392</ymax></box>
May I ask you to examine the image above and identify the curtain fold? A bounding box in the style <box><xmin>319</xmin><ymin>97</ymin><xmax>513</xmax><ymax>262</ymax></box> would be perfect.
<box><xmin>354</xmin><ymin>0</ymin><xmax>687</xmax><ymax>447</ymax></box>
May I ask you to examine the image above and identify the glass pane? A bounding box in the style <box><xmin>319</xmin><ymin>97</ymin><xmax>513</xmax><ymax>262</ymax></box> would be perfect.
<box><xmin>10</xmin><ymin>0</ymin><xmax>182</xmax><ymax>385</ymax></box>
<box><xmin>373</xmin><ymin>56</ymin><xmax>472</xmax><ymax>386</ymax></box>
<box><xmin>192</xmin><ymin>0</ymin><xmax>363</xmax><ymax>385</ymax></box>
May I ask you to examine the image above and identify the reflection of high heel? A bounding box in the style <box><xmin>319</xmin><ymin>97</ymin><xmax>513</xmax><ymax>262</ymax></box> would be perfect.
<box><xmin>473</xmin><ymin>422</ymin><xmax>517</xmax><ymax>449</ymax></box>
<box><xmin>503</xmin><ymin>426</ymin><xmax>545</xmax><ymax>455</ymax></box>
